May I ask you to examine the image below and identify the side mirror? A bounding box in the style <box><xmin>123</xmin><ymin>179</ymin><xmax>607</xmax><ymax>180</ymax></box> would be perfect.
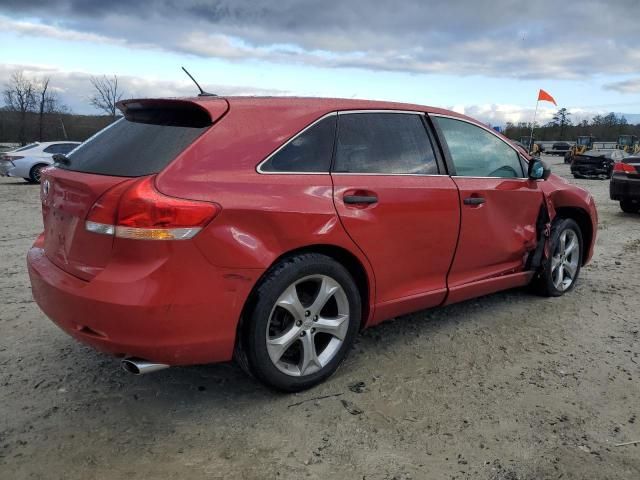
<box><xmin>528</xmin><ymin>158</ymin><xmax>551</xmax><ymax>180</ymax></box>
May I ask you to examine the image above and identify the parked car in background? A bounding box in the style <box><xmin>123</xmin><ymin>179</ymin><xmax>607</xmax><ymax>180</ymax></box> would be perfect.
<box><xmin>548</xmin><ymin>142</ymin><xmax>572</xmax><ymax>157</ymax></box>
<box><xmin>610</xmin><ymin>156</ymin><xmax>640</xmax><ymax>213</ymax></box>
<box><xmin>570</xmin><ymin>149</ymin><xmax>628</xmax><ymax>179</ymax></box>
<box><xmin>28</xmin><ymin>97</ymin><xmax>597</xmax><ymax>391</ymax></box>
<box><xmin>0</xmin><ymin>141</ymin><xmax>81</xmax><ymax>183</ymax></box>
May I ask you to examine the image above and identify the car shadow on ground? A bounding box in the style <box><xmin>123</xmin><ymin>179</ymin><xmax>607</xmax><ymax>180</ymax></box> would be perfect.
<box><xmin>45</xmin><ymin>285</ymin><xmax>543</xmax><ymax>412</ymax></box>
<box><xmin>1</xmin><ymin>180</ymin><xmax>36</xmax><ymax>186</ymax></box>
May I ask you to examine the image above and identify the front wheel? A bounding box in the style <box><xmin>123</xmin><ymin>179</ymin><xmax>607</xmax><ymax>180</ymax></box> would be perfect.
<box><xmin>238</xmin><ymin>253</ymin><xmax>361</xmax><ymax>392</ymax></box>
<box><xmin>533</xmin><ymin>218</ymin><xmax>583</xmax><ymax>297</ymax></box>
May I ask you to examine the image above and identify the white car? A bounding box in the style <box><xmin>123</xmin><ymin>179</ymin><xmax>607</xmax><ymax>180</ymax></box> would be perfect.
<box><xmin>0</xmin><ymin>141</ymin><xmax>81</xmax><ymax>183</ymax></box>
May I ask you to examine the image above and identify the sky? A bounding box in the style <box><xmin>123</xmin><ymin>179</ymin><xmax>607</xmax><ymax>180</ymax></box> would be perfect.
<box><xmin>1</xmin><ymin>0</ymin><xmax>640</xmax><ymax>126</ymax></box>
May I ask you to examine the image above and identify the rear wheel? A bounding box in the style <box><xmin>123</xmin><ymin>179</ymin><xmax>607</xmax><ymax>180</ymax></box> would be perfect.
<box><xmin>620</xmin><ymin>200</ymin><xmax>640</xmax><ymax>213</ymax></box>
<box><xmin>239</xmin><ymin>253</ymin><xmax>361</xmax><ymax>392</ymax></box>
<box><xmin>534</xmin><ymin>218</ymin><xmax>583</xmax><ymax>297</ymax></box>
<box><xmin>28</xmin><ymin>164</ymin><xmax>47</xmax><ymax>184</ymax></box>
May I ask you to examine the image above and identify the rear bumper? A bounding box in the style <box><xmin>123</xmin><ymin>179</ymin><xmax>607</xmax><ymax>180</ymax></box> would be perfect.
<box><xmin>610</xmin><ymin>174</ymin><xmax>640</xmax><ymax>201</ymax></box>
<box><xmin>27</xmin><ymin>234</ymin><xmax>262</xmax><ymax>365</ymax></box>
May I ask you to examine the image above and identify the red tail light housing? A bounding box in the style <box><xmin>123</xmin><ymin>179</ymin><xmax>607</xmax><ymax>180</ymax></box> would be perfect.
<box><xmin>86</xmin><ymin>176</ymin><xmax>220</xmax><ymax>240</ymax></box>
<box><xmin>613</xmin><ymin>162</ymin><xmax>636</xmax><ymax>174</ymax></box>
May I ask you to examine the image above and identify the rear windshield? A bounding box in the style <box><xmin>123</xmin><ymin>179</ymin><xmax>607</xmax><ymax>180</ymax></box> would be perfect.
<box><xmin>60</xmin><ymin>117</ymin><xmax>208</xmax><ymax>177</ymax></box>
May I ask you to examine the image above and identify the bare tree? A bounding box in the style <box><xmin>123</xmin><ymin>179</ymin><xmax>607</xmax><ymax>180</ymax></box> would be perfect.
<box><xmin>36</xmin><ymin>77</ymin><xmax>50</xmax><ymax>142</ymax></box>
<box><xmin>3</xmin><ymin>71</ymin><xmax>36</xmax><ymax>145</ymax></box>
<box><xmin>89</xmin><ymin>75</ymin><xmax>124</xmax><ymax>118</ymax></box>
<box><xmin>34</xmin><ymin>78</ymin><xmax>69</xmax><ymax>141</ymax></box>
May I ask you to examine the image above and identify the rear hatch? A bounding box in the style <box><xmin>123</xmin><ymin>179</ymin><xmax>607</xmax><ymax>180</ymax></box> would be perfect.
<box><xmin>40</xmin><ymin>98</ymin><xmax>228</xmax><ymax>280</ymax></box>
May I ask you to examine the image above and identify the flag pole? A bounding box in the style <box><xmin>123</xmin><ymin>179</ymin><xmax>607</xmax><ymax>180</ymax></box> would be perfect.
<box><xmin>529</xmin><ymin>98</ymin><xmax>539</xmax><ymax>153</ymax></box>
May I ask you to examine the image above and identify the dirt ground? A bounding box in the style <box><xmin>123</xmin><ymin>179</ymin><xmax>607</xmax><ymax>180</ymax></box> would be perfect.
<box><xmin>1</xmin><ymin>155</ymin><xmax>639</xmax><ymax>480</ymax></box>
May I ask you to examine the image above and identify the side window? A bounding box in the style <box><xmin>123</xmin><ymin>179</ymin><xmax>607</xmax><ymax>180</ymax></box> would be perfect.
<box><xmin>434</xmin><ymin>117</ymin><xmax>524</xmax><ymax>178</ymax></box>
<box><xmin>43</xmin><ymin>145</ymin><xmax>60</xmax><ymax>154</ymax></box>
<box><xmin>59</xmin><ymin>143</ymin><xmax>78</xmax><ymax>154</ymax></box>
<box><xmin>260</xmin><ymin>115</ymin><xmax>337</xmax><ymax>173</ymax></box>
<box><xmin>334</xmin><ymin>113</ymin><xmax>438</xmax><ymax>174</ymax></box>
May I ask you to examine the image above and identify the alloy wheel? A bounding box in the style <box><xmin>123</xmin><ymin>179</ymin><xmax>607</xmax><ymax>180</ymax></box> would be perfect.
<box><xmin>551</xmin><ymin>229</ymin><xmax>580</xmax><ymax>291</ymax></box>
<box><xmin>266</xmin><ymin>274</ymin><xmax>350</xmax><ymax>377</ymax></box>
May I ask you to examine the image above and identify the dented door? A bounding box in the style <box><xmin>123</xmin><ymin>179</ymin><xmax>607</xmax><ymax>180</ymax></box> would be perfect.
<box><xmin>447</xmin><ymin>177</ymin><xmax>543</xmax><ymax>287</ymax></box>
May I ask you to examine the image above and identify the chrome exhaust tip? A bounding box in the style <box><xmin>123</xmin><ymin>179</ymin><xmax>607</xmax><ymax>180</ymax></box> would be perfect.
<box><xmin>121</xmin><ymin>358</ymin><xmax>169</xmax><ymax>375</ymax></box>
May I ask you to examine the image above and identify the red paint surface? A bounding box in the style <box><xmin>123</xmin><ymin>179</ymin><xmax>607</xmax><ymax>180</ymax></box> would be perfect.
<box><xmin>27</xmin><ymin>97</ymin><xmax>598</xmax><ymax>366</ymax></box>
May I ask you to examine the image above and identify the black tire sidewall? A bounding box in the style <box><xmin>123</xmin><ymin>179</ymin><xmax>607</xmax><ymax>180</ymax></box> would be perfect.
<box><xmin>620</xmin><ymin>201</ymin><xmax>639</xmax><ymax>213</ymax></box>
<box><xmin>244</xmin><ymin>254</ymin><xmax>361</xmax><ymax>392</ymax></box>
<box><xmin>540</xmin><ymin>218</ymin><xmax>583</xmax><ymax>297</ymax></box>
<box><xmin>29</xmin><ymin>164</ymin><xmax>46</xmax><ymax>184</ymax></box>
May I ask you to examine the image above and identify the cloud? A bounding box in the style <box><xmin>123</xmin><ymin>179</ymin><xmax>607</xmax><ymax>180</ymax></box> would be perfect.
<box><xmin>2</xmin><ymin>1</ymin><xmax>640</xmax><ymax>79</ymax></box>
<box><xmin>604</xmin><ymin>78</ymin><xmax>640</xmax><ymax>94</ymax></box>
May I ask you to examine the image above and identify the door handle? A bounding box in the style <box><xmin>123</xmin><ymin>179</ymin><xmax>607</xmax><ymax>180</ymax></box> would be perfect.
<box><xmin>463</xmin><ymin>197</ymin><xmax>486</xmax><ymax>206</ymax></box>
<box><xmin>344</xmin><ymin>195</ymin><xmax>378</xmax><ymax>205</ymax></box>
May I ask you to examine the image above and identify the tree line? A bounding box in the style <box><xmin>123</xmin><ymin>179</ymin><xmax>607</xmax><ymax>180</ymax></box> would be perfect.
<box><xmin>504</xmin><ymin>108</ymin><xmax>640</xmax><ymax>142</ymax></box>
<box><xmin>1</xmin><ymin>71</ymin><xmax>124</xmax><ymax>145</ymax></box>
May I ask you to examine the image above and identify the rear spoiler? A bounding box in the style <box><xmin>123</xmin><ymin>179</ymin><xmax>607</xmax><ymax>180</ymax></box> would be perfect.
<box><xmin>116</xmin><ymin>98</ymin><xmax>229</xmax><ymax>128</ymax></box>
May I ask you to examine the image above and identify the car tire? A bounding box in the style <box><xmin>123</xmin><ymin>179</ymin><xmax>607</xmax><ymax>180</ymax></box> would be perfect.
<box><xmin>533</xmin><ymin>218</ymin><xmax>583</xmax><ymax>297</ymax></box>
<box><xmin>28</xmin><ymin>164</ymin><xmax>47</xmax><ymax>184</ymax></box>
<box><xmin>239</xmin><ymin>253</ymin><xmax>361</xmax><ymax>392</ymax></box>
<box><xmin>620</xmin><ymin>200</ymin><xmax>640</xmax><ymax>213</ymax></box>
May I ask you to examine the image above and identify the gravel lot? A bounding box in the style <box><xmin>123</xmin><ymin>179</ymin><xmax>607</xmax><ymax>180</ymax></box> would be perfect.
<box><xmin>1</xmin><ymin>155</ymin><xmax>639</xmax><ymax>480</ymax></box>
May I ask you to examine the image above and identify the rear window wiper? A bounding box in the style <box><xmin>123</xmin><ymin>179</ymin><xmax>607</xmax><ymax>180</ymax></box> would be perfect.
<box><xmin>53</xmin><ymin>153</ymin><xmax>71</xmax><ymax>166</ymax></box>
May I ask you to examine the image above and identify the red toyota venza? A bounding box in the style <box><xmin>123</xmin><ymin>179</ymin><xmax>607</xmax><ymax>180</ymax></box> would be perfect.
<box><xmin>27</xmin><ymin>97</ymin><xmax>597</xmax><ymax>391</ymax></box>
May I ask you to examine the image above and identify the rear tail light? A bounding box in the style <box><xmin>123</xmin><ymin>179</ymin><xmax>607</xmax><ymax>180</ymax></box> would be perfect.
<box><xmin>613</xmin><ymin>162</ymin><xmax>636</xmax><ymax>174</ymax></box>
<box><xmin>85</xmin><ymin>176</ymin><xmax>220</xmax><ymax>240</ymax></box>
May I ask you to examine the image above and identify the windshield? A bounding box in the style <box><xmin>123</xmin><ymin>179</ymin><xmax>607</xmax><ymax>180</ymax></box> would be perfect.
<box><xmin>618</xmin><ymin>136</ymin><xmax>633</xmax><ymax>146</ymax></box>
<box><xmin>577</xmin><ymin>137</ymin><xmax>591</xmax><ymax>146</ymax></box>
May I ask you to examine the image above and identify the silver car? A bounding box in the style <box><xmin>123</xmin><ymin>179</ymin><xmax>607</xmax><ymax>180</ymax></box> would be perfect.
<box><xmin>0</xmin><ymin>141</ymin><xmax>81</xmax><ymax>183</ymax></box>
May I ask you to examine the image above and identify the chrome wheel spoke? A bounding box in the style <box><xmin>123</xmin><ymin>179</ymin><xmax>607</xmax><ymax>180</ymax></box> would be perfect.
<box><xmin>299</xmin><ymin>333</ymin><xmax>321</xmax><ymax>375</ymax></box>
<box><xmin>314</xmin><ymin>314</ymin><xmax>349</xmax><ymax>341</ymax></box>
<box><xmin>276</xmin><ymin>284</ymin><xmax>306</xmax><ymax>321</ymax></box>
<box><xmin>267</xmin><ymin>324</ymin><xmax>301</xmax><ymax>363</ymax></box>
<box><xmin>308</xmin><ymin>276</ymin><xmax>340</xmax><ymax>316</ymax></box>
<box><xmin>565</xmin><ymin>236</ymin><xmax>578</xmax><ymax>256</ymax></box>
<box><xmin>564</xmin><ymin>260</ymin><xmax>577</xmax><ymax>279</ymax></box>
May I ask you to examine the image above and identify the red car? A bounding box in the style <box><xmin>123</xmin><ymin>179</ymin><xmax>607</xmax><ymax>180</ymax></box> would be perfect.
<box><xmin>27</xmin><ymin>97</ymin><xmax>597</xmax><ymax>391</ymax></box>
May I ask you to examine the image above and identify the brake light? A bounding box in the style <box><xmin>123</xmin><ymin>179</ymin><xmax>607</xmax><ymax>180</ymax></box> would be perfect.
<box><xmin>85</xmin><ymin>176</ymin><xmax>220</xmax><ymax>240</ymax></box>
<box><xmin>613</xmin><ymin>162</ymin><xmax>636</xmax><ymax>174</ymax></box>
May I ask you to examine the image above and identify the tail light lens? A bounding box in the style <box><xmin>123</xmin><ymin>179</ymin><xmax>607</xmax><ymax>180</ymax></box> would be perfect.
<box><xmin>613</xmin><ymin>162</ymin><xmax>636</xmax><ymax>174</ymax></box>
<box><xmin>85</xmin><ymin>176</ymin><xmax>220</xmax><ymax>240</ymax></box>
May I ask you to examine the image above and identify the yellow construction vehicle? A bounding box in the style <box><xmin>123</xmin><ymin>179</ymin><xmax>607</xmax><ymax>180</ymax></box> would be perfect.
<box><xmin>616</xmin><ymin>135</ymin><xmax>639</xmax><ymax>154</ymax></box>
<box><xmin>564</xmin><ymin>135</ymin><xmax>595</xmax><ymax>163</ymax></box>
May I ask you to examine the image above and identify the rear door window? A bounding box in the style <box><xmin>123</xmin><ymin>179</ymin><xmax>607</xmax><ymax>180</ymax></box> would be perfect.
<box><xmin>259</xmin><ymin>114</ymin><xmax>337</xmax><ymax>173</ymax></box>
<box><xmin>333</xmin><ymin>113</ymin><xmax>438</xmax><ymax>174</ymax></box>
<box><xmin>61</xmin><ymin>117</ymin><xmax>209</xmax><ymax>177</ymax></box>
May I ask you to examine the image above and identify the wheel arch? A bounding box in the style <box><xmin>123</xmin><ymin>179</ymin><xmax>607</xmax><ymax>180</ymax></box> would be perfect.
<box><xmin>554</xmin><ymin>206</ymin><xmax>593</xmax><ymax>265</ymax></box>
<box><xmin>236</xmin><ymin>244</ymin><xmax>373</xmax><ymax>349</ymax></box>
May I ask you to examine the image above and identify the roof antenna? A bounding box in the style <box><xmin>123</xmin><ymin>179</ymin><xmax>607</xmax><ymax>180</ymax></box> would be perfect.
<box><xmin>181</xmin><ymin>66</ymin><xmax>217</xmax><ymax>97</ymax></box>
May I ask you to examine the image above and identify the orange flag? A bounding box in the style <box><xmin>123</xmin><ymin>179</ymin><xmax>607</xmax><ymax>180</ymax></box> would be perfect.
<box><xmin>538</xmin><ymin>89</ymin><xmax>557</xmax><ymax>106</ymax></box>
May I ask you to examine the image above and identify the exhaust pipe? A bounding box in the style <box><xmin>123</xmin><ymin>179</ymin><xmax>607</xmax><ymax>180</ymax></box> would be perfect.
<box><xmin>121</xmin><ymin>358</ymin><xmax>169</xmax><ymax>375</ymax></box>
